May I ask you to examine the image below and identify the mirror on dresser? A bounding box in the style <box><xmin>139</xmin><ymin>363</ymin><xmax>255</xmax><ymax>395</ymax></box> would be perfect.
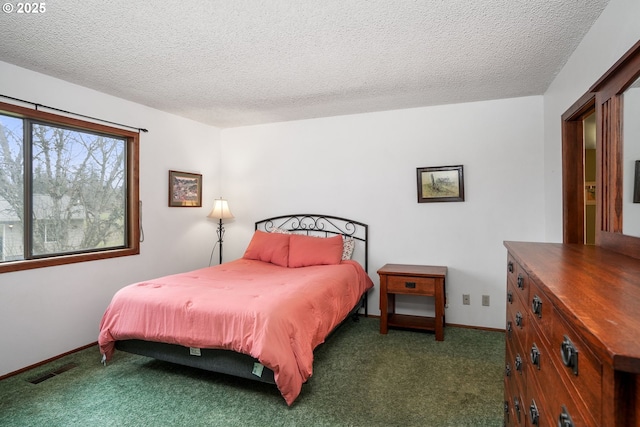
<box><xmin>589</xmin><ymin>39</ymin><xmax>640</xmax><ymax>258</ymax></box>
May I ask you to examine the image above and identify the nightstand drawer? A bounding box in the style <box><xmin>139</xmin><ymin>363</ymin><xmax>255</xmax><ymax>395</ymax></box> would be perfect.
<box><xmin>386</xmin><ymin>275</ymin><xmax>436</xmax><ymax>295</ymax></box>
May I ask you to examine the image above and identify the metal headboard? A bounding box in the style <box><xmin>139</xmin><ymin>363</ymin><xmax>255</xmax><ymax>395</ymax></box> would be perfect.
<box><xmin>255</xmin><ymin>214</ymin><xmax>369</xmax><ymax>273</ymax></box>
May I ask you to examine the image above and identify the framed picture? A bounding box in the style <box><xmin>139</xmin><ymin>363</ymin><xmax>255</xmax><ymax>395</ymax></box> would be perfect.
<box><xmin>417</xmin><ymin>165</ymin><xmax>465</xmax><ymax>203</ymax></box>
<box><xmin>585</xmin><ymin>181</ymin><xmax>596</xmax><ymax>205</ymax></box>
<box><xmin>168</xmin><ymin>170</ymin><xmax>202</xmax><ymax>207</ymax></box>
<box><xmin>634</xmin><ymin>160</ymin><xmax>640</xmax><ymax>203</ymax></box>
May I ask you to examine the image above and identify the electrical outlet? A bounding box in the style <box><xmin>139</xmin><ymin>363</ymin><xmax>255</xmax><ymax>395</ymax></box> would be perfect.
<box><xmin>482</xmin><ymin>295</ymin><xmax>490</xmax><ymax>306</ymax></box>
<box><xmin>462</xmin><ymin>294</ymin><xmax>470</xmax><ymax>305</ymax></box>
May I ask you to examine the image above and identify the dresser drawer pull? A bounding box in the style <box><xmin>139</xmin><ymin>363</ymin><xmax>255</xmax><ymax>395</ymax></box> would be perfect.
<box><xmin>531</xmin><ymin>295</ymin><xmax>542</xmax><ymax>317</ymax></box>
<box><xmin>515</xmin><ymin>354</ymin><xmax>523</xmax><ymax>373</ymax></box>
<box><xmin>515</xmin><ymin>311</ymin><xmax>523</xmax><ymax>328</ymax></box>
<box><xmin>507</xmin><ymin>291</ymin><xmax>513</xmax><ymax>304</ymax></box>
<box><xmin>560</xmin><ymin>336</ymin><xmax>579</xmax><ymax>375</ymax></box>
<box><xmin>404</xmin><ymin>281</ymin><xmax>416</xmax><ymax>289</ymax></box>
<box><xmin>530</xmin><ymin>343</ymin><xmax>541</xmax><ymax>369</ymax></box>
<box><xmin>508</xmin><ymin>261</ymin><xmax>514</xmax><ymax>273</ymax></box>
<box><xmin>505</xmin><ymin>363</ymin><xmax>511</xmax><ymax>377</ymax></box>
<box><xmin>529</xmin><ymin>399</ymin><xmax>540</xmax><ymax>425</ymax></box>
<box><xmin>506</xmin><ymin>321</ymin><xmax>512</xmax><ymax>339</ymax></box>
<box><xmin>557</xmin><ymin>405</ymin><xmax>575</xmax><ymax>427</ymax></box>
<box><xmin>517</xmin><ymin>274</ymin><xmax>525</xmax><ymax>289</ymax></box>
<box><xmin>514</xmin><ymin>396</ymin><xmax>521</xmax><ymax>422</ymax></box>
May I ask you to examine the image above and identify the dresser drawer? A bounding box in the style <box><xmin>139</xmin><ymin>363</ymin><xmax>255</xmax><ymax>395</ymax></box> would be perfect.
<box><xmin>506</xmin><ymin>334</ymin><xmax>526</xmax><ymax>394</ymax></box>
<box><xmin>385</xmin><ymin>275</ymin><xmax>435</xmax><ymax>295</ymax></box>
<box><xmin>530</xmin><ymin>347</ymin><xmax>591</xmax><ymax>427</ymax></box>
<box><xmin>507</xmin><ymin>284</ymin><xmax>528</xmax><ymax>352</ymax></box>
<box><xmin>524</xmin><ymin>322</ymin><xmax>550</xmax><ymax>425</ymax></box>
<box><xmin>525</xmin><ymin>367</ymin><xmax>555</xmax><ymax>427</ymax></box>
<box><xmin>504</xmin><ymin>358</ymin><xmax>522</xmax><ymax>423</ymax></box>
<box><xmin>527</xmin><ymin>279</ymin><xmax>553</xmax><ymax>347</ymax></box>
<box><xmin>514</xmin><ymin>321</ymin><xmax>592</xmax><ymax>427</ymax></box>
<box><xmin>506</xmin><ymin>387</ymin><xmax>526</xmax><ymax>427</ymax></box>
<box><xmin>551</xmin><ymin>309</ymin><xmax>602</xmax><ymax>425</ymax></box>
<box><xmin>506</xmin><ymin>253</ymin><xmax>518</xmax><ymax>286</ymax></box>
<box><xmin>507</xmin><ymin>256</ymin><xmax>529</xmax><ymax>306</ymax></box>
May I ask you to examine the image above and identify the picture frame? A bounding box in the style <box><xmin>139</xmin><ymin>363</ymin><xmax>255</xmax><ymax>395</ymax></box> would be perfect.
<box><xmin>634</xmin><ymin>160</ymin><xmax>640</xmax><ymax>203</ymax></box>
<box><xmin>417</xmin><ymin>165</ymin><xmax>465</xmax><ymax>203</ymax></box>
<box><xmin>168</xmin><ymin>170</ymin><xmax>202</xmax><ymax>207</ymax></box>
<box><xmin>585</xmin><ymin>181</ymin><xmax>596</xmax><ymax>205</ymax></box>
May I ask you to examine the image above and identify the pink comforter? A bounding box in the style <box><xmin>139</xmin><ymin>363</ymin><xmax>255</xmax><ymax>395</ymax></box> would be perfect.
<box><xmin>98</xmin><ymin>259</ymin><xmax>373</xmax><ymax>405</ymax></box>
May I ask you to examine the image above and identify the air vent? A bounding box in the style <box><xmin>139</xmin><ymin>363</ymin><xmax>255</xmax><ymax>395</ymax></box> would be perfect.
<box><xmin>28</xmin><ymin>363</ymin><xmax>77</xmax><ymax>384</ymax></box>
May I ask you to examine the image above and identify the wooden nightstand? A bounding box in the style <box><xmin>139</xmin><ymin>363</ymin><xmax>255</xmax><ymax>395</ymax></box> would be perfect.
<box><xmin>378</xmin><ymin>263</ymin><xmax>447</xmax><ymax>341</ymax></box>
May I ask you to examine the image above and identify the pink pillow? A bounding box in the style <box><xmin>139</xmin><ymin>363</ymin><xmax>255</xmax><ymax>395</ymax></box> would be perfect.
<box><xmin>288</xmin><ymin>234</ymin><xmax>343</xmax><ymax>267</ymax></box>
<box><xmin>243</xmin><ymin>230</ymin><xmax>290</xmax><ymax>267</ymax></box>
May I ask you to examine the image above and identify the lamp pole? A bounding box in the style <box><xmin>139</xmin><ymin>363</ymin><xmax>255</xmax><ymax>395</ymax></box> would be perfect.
<box><xmin>207</xmin><ymin>197</ymin><xmax>233</xmax><ymax>265</ymax></box>
<box><xmin>217</xmin><ymin>218</ymin><xmax>225</xmax><ymax>264</ymax></box>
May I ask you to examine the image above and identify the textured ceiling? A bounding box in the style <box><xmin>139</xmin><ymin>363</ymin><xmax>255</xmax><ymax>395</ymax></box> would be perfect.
<box><xmin>1</xmin><ymin>0</ymin><xmax>610</xmax><ymax>128</ymax></box>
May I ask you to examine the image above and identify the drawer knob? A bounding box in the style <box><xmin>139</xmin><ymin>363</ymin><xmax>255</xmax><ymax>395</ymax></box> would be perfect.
<box><xmin>531</xmin><ymin>295</ymin><xmax>542</xmax><ymax>317</ymax></box>
<box><xmin>505</xmin><ymin>363</ymin><xmax>511</xmax><ymax>377</ymax></box>
<box><xmin>508</xmin><ymin>261</ymin><xmax>514</xmax><ymax>273</ymax></box>
<box><xmin>517</xmin><ymin>274</ymin><xmax>525</xmax><ymax>289</ymax></box>
<box><xmin>515</xmin><ymin>354</ymin><xmax>523</xmax><ymax>373</ymax></box>
<box><xmin>560</xmin><ymin>335</ymin><xmax>579</xmax><ymax>375</ymax></box>
<box><xmin>514</xmin><ymin>396</ymin><xmax>521</xmax><ymax>422</ymax></box>
<box><xmin>506</xmin><ymin>321</ymin><xmax>513</xmax><ymax>339</ymax></box>
<box><xmin>515</xmin><ymin>311</ymin><xmax>524</xmax><ymax>328</ymax></box>
<box><xmin>507</xmin><ymin>291</ymin><xmax>513</xmax><ymax>304</ymax></box>
<box><xmin>557</xmin><ymin>405</ymin><xmax>575</xmax><ymax>427</ymax></box>
<box><xmin>530</xmin><ymin>343</ymin><xmax>541</xmax><ymax>369</ymax></box>
<box><xmin>529</xmin><ymin>399</ymin><xmax>540</xmax><ymax>425</ymax></box>
<box><xmin>404</xmin><ymin>281</ymin><xmax>416</xmax><ymax>289</ymax></box>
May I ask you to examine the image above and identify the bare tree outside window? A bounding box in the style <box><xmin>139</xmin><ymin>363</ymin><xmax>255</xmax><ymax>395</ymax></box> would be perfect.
<box><xmin>0</xmin><ymin>115</ymin><xmax>24</xmax><ymax>261</ymax></box>
<box><xmin>0</xmin><ymin>114</ymin><xmax>128</xmax><ymax>262</ymax></box>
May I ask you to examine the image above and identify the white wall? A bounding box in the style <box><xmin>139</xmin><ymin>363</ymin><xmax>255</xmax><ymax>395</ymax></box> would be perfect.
<box><xmin>221</xmin><ymin>96</ymin><xmax>546</xmax><ymax>330</ymax></box>
<box><xmin>0</xmin><ymin>62</ymin><xmax>222</xmax><ymax>376</ymax></box>
<box><xmin>543</xmin><ymin>0</ymin><xmax>640</xmax><ymax>241</ymax></box>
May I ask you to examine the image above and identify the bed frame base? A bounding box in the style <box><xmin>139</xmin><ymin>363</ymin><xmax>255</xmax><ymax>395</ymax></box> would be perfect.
<box><xmin>115</xmin><ymin>339</ymin><xmax>277</xmax><ymax>384</ymax></box>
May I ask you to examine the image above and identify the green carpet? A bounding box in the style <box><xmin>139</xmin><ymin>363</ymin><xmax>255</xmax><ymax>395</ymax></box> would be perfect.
<box><xmin>0</xmin><ymin>318</ymin><xmax>504</xmax><ymax>426</ymax></box>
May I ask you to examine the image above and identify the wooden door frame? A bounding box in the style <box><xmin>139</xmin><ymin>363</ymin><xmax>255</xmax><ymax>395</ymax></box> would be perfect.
<box><xmin>562</xmin><ymin>92</ymin><xmax>595</xmax><ymax>244</ymax></box>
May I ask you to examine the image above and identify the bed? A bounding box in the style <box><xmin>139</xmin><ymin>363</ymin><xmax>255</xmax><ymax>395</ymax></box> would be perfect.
<box><xmin>98</xmin><ymin>214</ymin><xmax>372</xmax><ymax>405</ymax></box>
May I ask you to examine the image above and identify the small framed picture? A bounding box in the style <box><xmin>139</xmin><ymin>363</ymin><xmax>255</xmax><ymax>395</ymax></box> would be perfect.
<box><xmin>585</xmin><ymin>181</ymin><xmax>596</xmax><ymax>205</ymax></box>
<box><xmin>169</xmin><ymin>170</ymin><xmax>202</xmax><ymax>207</ymax></box>
<box><xmin>417</xmin><ymin>165</ymin><xmax>465</xmax><ymax>203</ymax></box>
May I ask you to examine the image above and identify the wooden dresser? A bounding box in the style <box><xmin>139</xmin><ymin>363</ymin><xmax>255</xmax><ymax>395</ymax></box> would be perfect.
<box><xmin>503</xmin><ymin>241</ymin><xmax>640</xmax><ymax>427</ymax></box>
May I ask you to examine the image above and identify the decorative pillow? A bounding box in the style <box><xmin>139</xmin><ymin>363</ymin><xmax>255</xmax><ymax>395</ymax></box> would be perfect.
<box><xmin>342</xmin><ymin>237</ymin><xmax>355</xmax><ymax>260</ymax></box>
<box><xmin>269</xmin><ymin>227</ymin><xmax>292</xmax><ymax>234</ymax></box>
<box><xmin>242</xmin><ymin>230</ymin><xmax>290</xmax><ymax>267</ymax></box>
<box><xmin>288</xmin><ymin>234</ymin><xmax>343</xmax><ymax>267</ymax></box>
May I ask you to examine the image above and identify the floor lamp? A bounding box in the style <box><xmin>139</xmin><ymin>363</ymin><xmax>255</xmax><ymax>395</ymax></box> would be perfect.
<box><xmin>207</xmin><ymin>197</ymin><xmax>234</xmax><ymax>264</ymax></box>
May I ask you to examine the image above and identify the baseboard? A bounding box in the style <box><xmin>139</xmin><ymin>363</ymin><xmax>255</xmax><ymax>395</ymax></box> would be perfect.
<box><xmin>445</xmin><ymin>322</ymin><xmax>505</xmax><ymax>333</ymax></box>
<box><xmin>0</xmin><ymin>341</ymin><xmax>97</xmax><ymax>381</ymax></box>
<box><xmin>360</xmin><ymin>313</ymin><xmax>505</xmax><ymax>333</ymax></box>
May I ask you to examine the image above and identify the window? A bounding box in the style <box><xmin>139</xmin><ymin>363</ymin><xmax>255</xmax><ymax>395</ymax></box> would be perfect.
<box><xmin>0</xmin><ymin>101</ymin><xmax>139</xmax><ymax>273</ymax></box>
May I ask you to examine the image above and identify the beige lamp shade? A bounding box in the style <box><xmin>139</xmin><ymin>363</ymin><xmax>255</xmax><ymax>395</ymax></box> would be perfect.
<box><xmin>207</xmin><ymin>198</ymin><xmax>234</xmax><ymax>220</ymax></box>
